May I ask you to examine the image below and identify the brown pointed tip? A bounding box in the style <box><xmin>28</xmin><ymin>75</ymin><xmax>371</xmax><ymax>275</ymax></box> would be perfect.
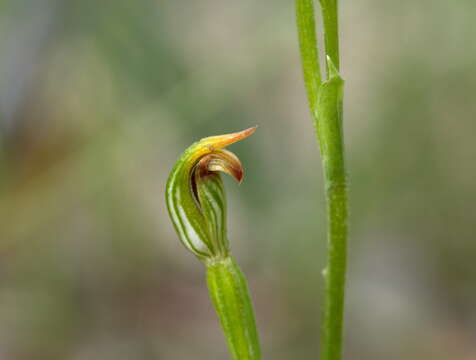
<box><xmin>201</xmin><ymin>126</ymin><xmax>257</xmax><ymax>150</ymax></box>
<box><xmin>238</xmin><ymin>126</ymin><xmax>257</xmax><ymax>139</ymax></box>
<box><xmin>235</xmin><ymin>167</ymin><xmax>244</xmax><ymax>184</ymax></box>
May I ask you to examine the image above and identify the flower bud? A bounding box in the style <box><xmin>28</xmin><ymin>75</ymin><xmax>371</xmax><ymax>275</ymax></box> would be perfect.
<box><xmin>166</xmin><ymin>127</ymin><xmax>256</xmax><ymax>261</ymax></box>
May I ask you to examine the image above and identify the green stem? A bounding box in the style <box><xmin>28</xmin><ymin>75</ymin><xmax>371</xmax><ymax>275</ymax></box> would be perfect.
<box><xmin>295</xmin><ymin>0</ymin><xmax>322</xmax><ymax>113</ymax></box>
<box><xmin>322</xmin><ymin>182</ymin><xmax>347</xmax><ymax>360</ymax></box>
<box><xmin>319</xmin><ymin>0</ymin><xmax>340</xmax><ymax>73</ymax></box>
<box><xmin>295</xmin><ymin>1</ymin><xmax>348</xmax><ymax>360</ymax></box>
<box><xmin>317</xmin><ymin>61</ymin><xmax>347</xmax><ymax>360</ymax></box>
<box><xmin>206</xmin><ymin>257</ymin><xmax>261</xmax><ymax>360</ymax></box>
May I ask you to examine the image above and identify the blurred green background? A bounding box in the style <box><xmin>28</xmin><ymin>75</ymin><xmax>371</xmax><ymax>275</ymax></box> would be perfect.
<box><xmin>1</xmin><ymin>1</ymin><xmax>475</xmax><ymax>359</ymax></box>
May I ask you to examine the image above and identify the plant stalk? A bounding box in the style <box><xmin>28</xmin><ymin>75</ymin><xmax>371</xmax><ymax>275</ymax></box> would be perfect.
<box><xmin>295</xmin><ymin>1</ymin><xmax>348</xmax><ymax>360</ymax></box>
<box><xmin>295</xmin><ymin>0</ymin><xmax>322</xmax><ymax>111</ymax></box>
<box><xmin>206</xmin><ymin>256</ymin><xmax>261</xmax><ymax>360</ymax></box>
<box><xmin>320</xmin><ymin>0</ymin><xmax>340</xmax><ymax>72</ymax></box>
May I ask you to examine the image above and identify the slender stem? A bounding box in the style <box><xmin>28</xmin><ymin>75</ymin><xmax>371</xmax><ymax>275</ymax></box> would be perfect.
<box><xmin>295</xmin><ymin>0</ymin><xmax>322</xmax><ymax>114</ymax></box>
<box><xmin>317</xmin><ymin>60</ymin><xmax>347</xmax><ymax>360</ymax></box>
<box><xmin>322</xmin><ymin>181</ymin><xmax>347</xmax><ymax>360</ymax></box>
<box><xmin>206</xmin><ymin>257</ymin><xmax>261</xmax><ymax>360</ymax></box>
<box><xmin>295</xmin><ymin>1</ymin><xmax>348</xmax><ymax>360</ymax></box>
<box><xmin>319</xmin><ymin>0</ymin><xmax>340</xmax><ymax>73</ymax></box>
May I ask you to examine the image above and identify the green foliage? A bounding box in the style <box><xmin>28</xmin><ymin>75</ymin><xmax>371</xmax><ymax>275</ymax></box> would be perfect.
<box><xmin>295</xmin><ymin>1</ymin><xmax>348</xmax><ymax>360</ymax></box>
<box><xmin>165</xmin><ymin>128</ymin><xmax>261</xmax><ymax>360</ymax></box>
<box><xmin>2</xmin><ymin>2</ymin><xmax>475</xmax><ymax>359</ymax></box>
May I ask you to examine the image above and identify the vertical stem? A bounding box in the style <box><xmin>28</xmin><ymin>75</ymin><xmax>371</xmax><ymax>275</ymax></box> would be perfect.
<box><xmin>206</xmin><ymin>257</ymin><xmax>261</xmax><ymax>360</ymax></box>
<box><xmin>318</xmin><ymin>60</ymin><xmax>347</xmax><ymax>360</ymax></box>
<box><xmin>295</xmin><ymin>1</ymin><xmax>348</xmax><ymax>360</ymax></box>
<box><xmin>322</xmin><ymin>181</ymin><xmax>347</xmax><ymax>360</ymax></box>
<box><xmin>295</xmin><ymin>0</ymin><xmax>322</xmax><ymax>115</ymax></box>
<box><xmin>319</xmin><ymin>0</ymin><xmax>340</xmax><ymax>73</ymax></box>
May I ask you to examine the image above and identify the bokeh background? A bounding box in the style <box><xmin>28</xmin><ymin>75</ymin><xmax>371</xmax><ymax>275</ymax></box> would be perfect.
<box><xmin>1</xmin><ymin>1</ymin><xmax>475</xmax><ymax>359</ymax></box>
